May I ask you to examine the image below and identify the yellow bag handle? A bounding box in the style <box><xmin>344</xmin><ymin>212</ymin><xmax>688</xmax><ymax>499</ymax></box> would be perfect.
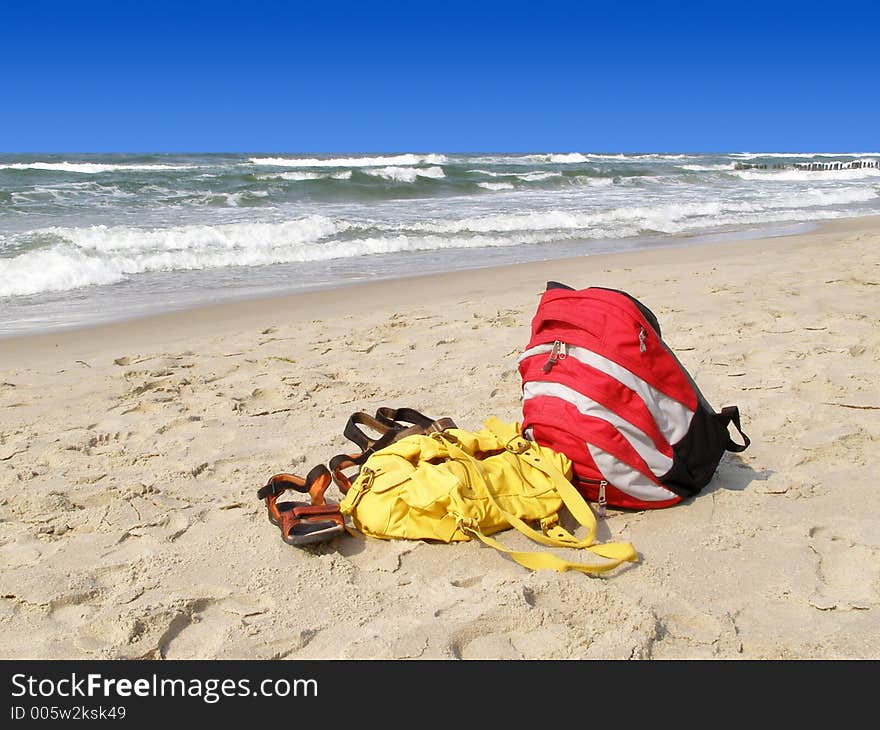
<box><xmin>440</xmin><ymin>419</ymin><xmax>638</xmax><ymax>574</ymax></box>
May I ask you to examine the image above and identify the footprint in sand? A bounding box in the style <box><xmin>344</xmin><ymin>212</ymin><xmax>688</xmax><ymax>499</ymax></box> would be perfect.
<box><xmin>808</xmin><ymin>528</ymin><xmax>880</xmax><ymax>611</ymax></box>
<box><xmin>149</xmin><ymin>595</ymin><xmax>274</xmax><ymax>659</ymax></box>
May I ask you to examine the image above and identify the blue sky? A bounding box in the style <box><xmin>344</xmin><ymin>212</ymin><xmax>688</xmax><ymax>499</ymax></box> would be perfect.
<box><xmin>1</xmin><ymin>0</ymin><xmax>877</xmax><ymax>152</ymax></box>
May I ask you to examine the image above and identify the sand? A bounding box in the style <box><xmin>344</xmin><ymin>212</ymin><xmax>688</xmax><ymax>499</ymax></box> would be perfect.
<box><xmin>1</xmin><ymin>216</ymin><xmax>878</xmax><ymax>660</ymax></box>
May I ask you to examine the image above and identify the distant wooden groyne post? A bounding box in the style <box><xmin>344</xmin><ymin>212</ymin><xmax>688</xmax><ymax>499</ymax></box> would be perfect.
<box><xmin>734</xmin><ymin>159</ymin><xmax>880</xmax><ymax>171</ymax></box>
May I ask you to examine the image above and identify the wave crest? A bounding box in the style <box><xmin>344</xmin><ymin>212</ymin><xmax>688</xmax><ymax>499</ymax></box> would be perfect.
<box><xmin>363</xmin><ymin>166</ymin><xmax>446</xmax><ymax>182</ymax></box>
<box><xmin>1</xmin><ymin>162</ymin><xmax>195</xmax><ymax>174</ymax></box>
<box><xmin>248</xmin><ymin>154</ymin><xmax>447</xmax><ymax>168</ymax></box>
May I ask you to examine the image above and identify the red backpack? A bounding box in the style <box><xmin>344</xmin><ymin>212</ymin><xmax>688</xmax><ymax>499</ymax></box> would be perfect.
<box><xmin>518</xmin><ymin>282</ymin><xmax>750</xmax><ymax>512</ymax></box>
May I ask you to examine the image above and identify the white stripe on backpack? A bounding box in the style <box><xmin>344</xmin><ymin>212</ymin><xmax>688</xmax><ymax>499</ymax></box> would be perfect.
<box><xmin>522</xmin><ymin>380</ymin><xmax>674</xmax><ymax>477</ymax></box>
<box><xmin>520</xmin><ymin>343</ymin><xmax>695</xmax><ymax>444</ymax></box>
<box><xmin>586</xmin><ymin>444</ymin><xmax>678</xmax><ymax>502</ymax></box>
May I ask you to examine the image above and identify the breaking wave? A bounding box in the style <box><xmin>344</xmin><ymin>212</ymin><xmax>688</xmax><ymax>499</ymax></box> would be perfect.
<box><xmin>248</xmin><ymin>154</ymin><xmax>448</xmax><ymax>168</ymax></box>
<box><xmin>1</xmin><ymin>162</ymin><xmax>195</xmax><ymax>174</ymax></box>
<box><xmin>363</xmin><ymin>166</ymin><xmax>446</xmax><ymax>182</ymax></box>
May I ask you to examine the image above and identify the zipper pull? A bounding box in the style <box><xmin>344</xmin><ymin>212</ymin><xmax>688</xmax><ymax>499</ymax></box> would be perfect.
<box><xmin>542</xmin><ymin>340</ymin><xmax>563</xmax><ymax>373</ymax></box>
<box><xmin>597</xmin><ymin>481</ymin><xmax>607</xmax><ymax>518</ymax></box>
<box><xmin>638</xmin><ymin>327</ymin><xmax>647</xmax><ymax>353</ymax></box>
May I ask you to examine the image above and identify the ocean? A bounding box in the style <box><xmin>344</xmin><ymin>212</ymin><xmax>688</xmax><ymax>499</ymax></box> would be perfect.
<box><xmin>1</xmin><ymin>151</ymin><xmax>878</xmax><ymax>337</ymax></box>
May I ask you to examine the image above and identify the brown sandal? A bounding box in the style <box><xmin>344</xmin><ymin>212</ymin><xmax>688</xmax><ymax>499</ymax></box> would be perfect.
<box><xmin>257</xmin><ymin>464</ymin><xmax>346</xmax><ymax>546</ymax></box>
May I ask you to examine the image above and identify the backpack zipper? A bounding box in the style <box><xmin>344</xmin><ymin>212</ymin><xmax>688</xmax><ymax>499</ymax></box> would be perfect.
<box><xmin>541</xmin><ymin>340</ymin><xmax>567</xmax><ymax>373</ymax></box>
<box><xmin>638</xmin><ymin>326</ymin><xmax>647</xmax><ymax>353</ymax></box>
<box><xmin>577</xmin><ymin>476</ymin><xmax>608</xmax><ymax>518</ymax></box>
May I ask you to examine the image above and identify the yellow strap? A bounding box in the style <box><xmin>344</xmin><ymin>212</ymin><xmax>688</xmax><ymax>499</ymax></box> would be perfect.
<box><xmin>439</xmin><ymin>424</ymin><xmax>637</xmax><ymax>572</ymax></box>
<box><xmin>459</xmin><ymin>522</ymin><xmax>635</xmax><ymax>575</ymax></box>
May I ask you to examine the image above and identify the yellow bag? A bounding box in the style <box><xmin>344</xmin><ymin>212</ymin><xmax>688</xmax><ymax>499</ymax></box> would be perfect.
<box><xmin>338</xmin><ymin>416</ymin><xmax>638</xmax><ymax>574</ymax></box>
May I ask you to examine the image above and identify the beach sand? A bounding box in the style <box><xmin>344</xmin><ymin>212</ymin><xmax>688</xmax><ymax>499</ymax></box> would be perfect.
<box><xmin>1</xmin><ymin>216</ymin><xmax>878</xmax><ymax>660</ymax></box>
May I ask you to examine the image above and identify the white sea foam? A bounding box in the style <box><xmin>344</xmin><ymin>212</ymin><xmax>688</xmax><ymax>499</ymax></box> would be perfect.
<box><xmin>413</xmin><ymin>209</ymin><xmax>617</xmax><ymax>234</ymax></box>
<box><xmin>9</xmin><ymin>182</ymin><xmax>142</xmax><ymax>207</ymax></box>
<box><xmin>251</xmin><ymin>229</ymin><xmax>620</xmax><ymax>262</ymax></box>
<box><xmin>587</xmin><ymin>153</ymin><xmax>692</xmax><ymax>161</ymax></box>
<box><xmin>0</xmin><ymin>216</ymin><xmax>346</xmax><ymax>296</ymax></box>
<box><xmin>679</xmin><ymin>163</ymin><xmax>737</xmax><ymax>171</ymax></box>
<box><xmin>732</xmin><ymin>167</ymin><xmax>880</xmax><ymax>181</ymax></box>
<box><xmin>258</xmin><ymin>171</ymin><xmax>353</xmax><ymax>181</ymax></box>
<box><xmin>465</xmin><ymin>155</ymin><xmax>544</xmax><ymax>165</ymax></box>
<box><xmin>770</xmin><ymin>187</ymin><xmax>878</xmax><ymax>207</ymax></box>
<box><xmin>528</xmin><ymin>153</ymin><xmax>590</xmax><ymax>163</ymax></box>
<box><xmin>477</xmin><ymin>182</ymin><xmax>515</xmax><ymax>191</ymax></box>
<box><xmin>0</xmin><ymin>224</ymin><xmax>586</xmax><ymax>298</ymax></box>
<box><xmin>1</xmin><ymin>162</ymin><xmax>194</xmax><ymax>173</ymax></box>
<box><xmin>249</xmin><ymin>154</ymin><xmax>447</xmax><ymax>168</ymax></box>
<box><xmin>517</xmin><ymin>171</ymin><xmax>562</xmax><ymax>181</ymax></box>
<box><xmin>0</xmin><ymin>246</ymin><xmax>130</xmax><ymax>296</ymax></box>
<box><xmin>363</xmin><ymin>166</ymin><xmax>445</xmax><ymax>182</ymax></box>
<box><xmin>409</xmin><ymin>187</ymin><xmax>876</xmax><ymax>237</ymax></box>
<box><xmin>584</xmin><ymin>154</ymin><xmax>630</xmax><ymax>160</ymax></box>
<box><xmin>524</xmin><ymin>152</ymin><xmax>696</xmax><ymax>164</ymax></box>
<box><xmin>471</xmin><ymin>169</ymin><xmax>567</xmax><ymax>183</ymax></box>
<box><xmin>57</xmin><ymin>216</ymin><xmax>340</xmax><ymax>253</ymax></box>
